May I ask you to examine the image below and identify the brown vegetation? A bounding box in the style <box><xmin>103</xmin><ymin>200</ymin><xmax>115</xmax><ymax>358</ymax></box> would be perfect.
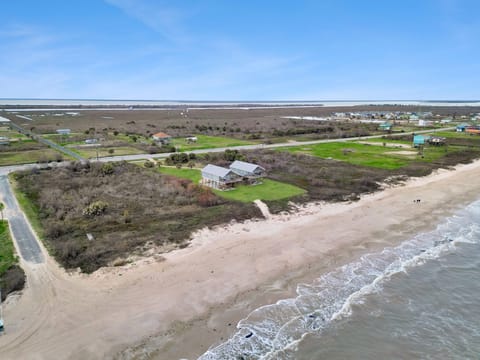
<box><xmin>1</xmin><ymin>265</ymin><xmax>25</xmax><ymax>301</ymax></box>
<box><xmin>13</xmin><ymin>162</ymin><xmax>261</xmax><ymax>273</ymax></box>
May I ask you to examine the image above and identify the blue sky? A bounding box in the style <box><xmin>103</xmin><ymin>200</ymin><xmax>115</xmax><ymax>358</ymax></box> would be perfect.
<box><xmin>0</xmin><ymin>0</ymin><xmax>478</xmax><ymax>100</ymax></box>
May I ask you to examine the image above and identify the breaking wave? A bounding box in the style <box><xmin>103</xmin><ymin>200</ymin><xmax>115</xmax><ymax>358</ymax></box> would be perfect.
<box><xmin>198</xmin><ymin>200</ymin><xmax>480</xmax><ymax>359</ymax></box>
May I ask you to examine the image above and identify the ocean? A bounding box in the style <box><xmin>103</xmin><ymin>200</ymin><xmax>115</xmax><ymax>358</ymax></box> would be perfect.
<box><xmin>199</xmin><ymin>199</ymin><xmax>480</xmax><ymax>359</ymax></box>
<box><xmin>1</xmin><ymin>99</ymin><xmax>480</xmax><ymax>109</ymax></box>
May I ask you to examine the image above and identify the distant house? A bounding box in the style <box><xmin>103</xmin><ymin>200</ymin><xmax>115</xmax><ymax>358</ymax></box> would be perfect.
<box><xmin>378</xmin><ymin>122</ymin><xmax>392</xmax><ymax>131</ymax></box>
<box><xmin>456</xmin><ymin>123</ymin><xmax>469</xmax><ymax>132</ymax></box>
<box><xmin>0</xmin><ymin>136</ymin><xmax>9</xmax><ymax>145</ymax></box>
<box><xmin>85</xmin><ymin>138</ymin><xmax>98</xmax><ymax>144</ymax></box>
<box><xmin>229</xmin><ymin>160</ymin><xmax>266</xmax><ymax>180</ymax></box>
<box><xmin>56</xmin><ymin>129</ymin><xmax>71</xmax><ymax>135</ymax></box>
<box><xmin>201</xmin><ymin>164</ymin><xmax>242</xmax><ymax>190</ymax></box>
<box><xmin>466</xmin><ymin>126</ymin><xmax>480</xmax><ymax>135</ymax></box>
<box><xmin>413</xmin><ymin>135</ymin><xmax>426</xmax><ymax>147</ymax></box>
<box><xmin>186</xmin><ymin>136</ymin><xmax>198</xmax><ymax>143</ymax></box>
<box><xmin>428</xmin><ymin>136</ymin><xmax>446</xmax><ymax>146</ymax></box>
<box><xmin>152</xmin><ymin>132</ymin><xmax>171</xmax><ymax>144</ymax></box>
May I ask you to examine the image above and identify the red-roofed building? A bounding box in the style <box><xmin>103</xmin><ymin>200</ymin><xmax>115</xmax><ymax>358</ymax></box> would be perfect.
<box><xmin>152</xmin><ymin>132</ymin><xmax>172</xmax><ymax>144</ymax></box>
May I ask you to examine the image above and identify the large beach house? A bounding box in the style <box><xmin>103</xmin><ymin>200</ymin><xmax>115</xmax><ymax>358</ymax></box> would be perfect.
<box><xmin>201</xmin><ymin>164</ymin><xmax>242</xmax><ymax>189</ymax></box>
<box><xmin>229</xmin><ymin>160</ymin><xmax>266</xmax><ymax>180</ymax></box>
<box><xmin>201</xmin><ymin>161</ymin><xmax>266</xmax><ymax>190</ymax></box>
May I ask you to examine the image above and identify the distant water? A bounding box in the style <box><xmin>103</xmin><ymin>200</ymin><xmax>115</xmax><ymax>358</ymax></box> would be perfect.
<box><xmin>199</xmin><ymin>199</ymin><xmax>480</xmax><ymax>359</ymax></box>
<box><xmin>1</xmin><ymin>98</ymin><xmax>480</xmax><ymax>108</ymax></box>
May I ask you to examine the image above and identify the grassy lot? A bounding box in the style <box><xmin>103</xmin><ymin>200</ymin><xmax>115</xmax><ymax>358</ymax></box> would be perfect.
<box><xmin>0</xmin><ymin>149</ymin><xmax>63</xmax><ymax>166</ymax></box>
<box><xmin>171</xmin><ymin>135</ymin><xmax>257</xmax><ymax>152</ymax></box>
<box><xmin>0</xmin><ymin>221</ymin><xmax>17</xmax><ymax>275</ymax></box>
<box><xmin>71</xmin><ymin>146</ymin><xmax>145</xmax><ymax>158</ymax></box>
<box><xmin>0</xmin><ymin>126</ymin><xmax>28</xmax><ymax>140</ymax></box>
<box><xmin>159</xmin><ymin>166</ymin><xmax>202</xmax><ymax>182</ymax></box>
<box><xmin>0</xmin><ymin>219</ymin><xmax>25</xmax><ymax>301</ymax></box>
<box><xmin>429</xmin><ymin>130</ymin><xmax>480</xmax><ymax>139</ymax></box>
<box><xmin>158</xmin><ymin>166</ymin><xmax>305</xmax><ymax>202</ymax></box>
<box><xmin>280</xmin><ymin>141</ymin><xmax>451</xmax><ymax>170</ymax></box>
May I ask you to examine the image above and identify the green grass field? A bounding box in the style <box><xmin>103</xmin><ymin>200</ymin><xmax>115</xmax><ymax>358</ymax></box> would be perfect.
<box><xmin>216</xmin><ymin>179</ymin><xmax>306</xmax><ymax>202</ymax></box>
<box><xmin>0</xmin><ymin>126</ymin><xmax>28</xmax><ymax>140</ymax></box>
<box><xmin>0</xmin><ymin>149</ymin><xmax>62</xmax><ymax>166</ymax></box>
<box><xmin>171</xmin><ymin>135</ymin><xmax>257</xmax><ymax>152</ymax></box>
<box><xmin>159</xmin><ymin>166</ymin><xmax>202</xmax><ymax>182</ymax></box>
<box><xmin>0</xmin><ymin>220</ymin><xmax>17</xmax><ymax>276</ymax></box>
<box><xmin>158</xmin><ymin>166</ymin><xmax>305</xmax><ymax>202</ymax></box>
<box><xmin>280</xmin><ymin>141</ymin><xmax>450</xmax><ymax>170</ymax></box>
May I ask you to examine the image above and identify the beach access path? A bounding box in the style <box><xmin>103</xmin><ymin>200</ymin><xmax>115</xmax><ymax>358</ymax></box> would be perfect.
<box><xmin>0</xmin><ymin>156</ymin><xmax>478</xmax><ymax>359</ymax></box>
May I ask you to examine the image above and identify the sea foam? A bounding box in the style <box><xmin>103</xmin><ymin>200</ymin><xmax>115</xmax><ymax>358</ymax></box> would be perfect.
<box><xmin>199</xmin><ymin>200</ymin><xmax>480</xmax><ymax>360</ymax></box>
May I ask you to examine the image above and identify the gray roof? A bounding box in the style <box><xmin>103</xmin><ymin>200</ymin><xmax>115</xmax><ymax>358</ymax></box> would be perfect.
<box><xmin>230</xmin><ymin>160</ymin><xmax>264</xmax><ymax>173</ymax></box>
<box><xmin>202</xmin><ymin>164</ymin><xmax>232</xmax><ymax>178</ymax></box>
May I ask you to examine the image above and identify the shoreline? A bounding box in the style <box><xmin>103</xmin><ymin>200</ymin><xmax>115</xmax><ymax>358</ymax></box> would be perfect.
<box><xmin>118</xmin><ymin>160</ymin><xmax>480</xmax><ymax>359</ymax></box>
<box><xmin>1</xmin><ymin>160</ymin><xmax>480</xmax><ymax>359</ymax></box>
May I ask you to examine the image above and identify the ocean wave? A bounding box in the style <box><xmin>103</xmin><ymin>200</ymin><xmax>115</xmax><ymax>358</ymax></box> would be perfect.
<box><xmin>198</xmin><ymin>200</ymin><xmax>480</xmax><ymax>360</ymax></box>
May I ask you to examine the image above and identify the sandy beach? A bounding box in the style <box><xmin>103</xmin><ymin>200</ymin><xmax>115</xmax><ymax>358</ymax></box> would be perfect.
<box><xmin>1</xmin><ymin>160</ymin><xmax>480</xmax><ymax>359</ymax></box>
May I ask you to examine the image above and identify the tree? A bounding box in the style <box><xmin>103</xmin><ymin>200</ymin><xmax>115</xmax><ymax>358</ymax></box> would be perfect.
<box><xmin>108</xmin><ymin>149</ymin><xmax>115</xmax><ymax>155</ymax></box>
<box><xmin>0</xmin><ymin>202</ymin><xmax>4</xmax><ymax>220</ymax></box>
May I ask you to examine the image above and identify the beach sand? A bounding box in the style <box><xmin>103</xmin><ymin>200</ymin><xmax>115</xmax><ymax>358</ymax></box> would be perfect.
<box><xmin>1</xmin><ymin>161</ymin><xmax>480</xmax><ymax>359</ymax></box>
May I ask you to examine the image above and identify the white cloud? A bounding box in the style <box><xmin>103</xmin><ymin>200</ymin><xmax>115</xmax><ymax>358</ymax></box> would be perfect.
<box><xmin>104</xmin><ymin>0</ymin><xmax>191</xmax><ymax>43</ymax></box>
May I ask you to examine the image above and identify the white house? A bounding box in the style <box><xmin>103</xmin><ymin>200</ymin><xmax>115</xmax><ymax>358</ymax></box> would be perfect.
<box><xmin>56</xmin><ymin>129</ymin><xmax>71</xmax><ymax>135</ymax></box>
<box><xmin>229</xmin><ymin>160</ymin><xmax>266</xmax><ymax>179</ymax></box>
<box><xmin>201</xmin><ymin>164</ymin><xmax>242</xmax><ymax>190</ymax></box>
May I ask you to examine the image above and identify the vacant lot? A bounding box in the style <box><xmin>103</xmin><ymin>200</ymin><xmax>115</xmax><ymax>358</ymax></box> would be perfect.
<box><xmin>13</xmin><ymin>162</ymin><xmax>261</xmax><ymax>273</ymax></box>
<box><xmin>0</xmin><ymin>220</ymin><xmax>25</xmax><ymax>301</ymax></box>
<box><xmin>171</xmin><ymin>134</ymin><xmax>258</xmax><ymax>151</ymax></box>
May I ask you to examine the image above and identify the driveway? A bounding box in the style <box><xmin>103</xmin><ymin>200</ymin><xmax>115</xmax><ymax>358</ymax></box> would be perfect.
<box><xmin>0</xmin><ymin>175</ymin><xmax>44</xmax><ymax>264</ymax></box>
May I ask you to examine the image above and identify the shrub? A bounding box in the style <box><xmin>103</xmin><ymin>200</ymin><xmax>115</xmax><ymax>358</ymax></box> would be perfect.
<box><xmin>144</xmin><ymin>161</ymin><xmax>154</xmax><ymax>168</ymax></box>
<box><xmin>83</xmin><ymin>201</ymin><xmax>109</xmax><ymax>217</ymax></box>
<box><xmin>101</xmin><ymin>163</ymin><xmax>114</xmax><ymax>175</ymax></box>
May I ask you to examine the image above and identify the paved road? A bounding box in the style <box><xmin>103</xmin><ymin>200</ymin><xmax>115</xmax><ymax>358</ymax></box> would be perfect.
<box><xmin>0</xmin><ymin>126</ymin><xmax>454</xmax><ymax>264</ymax></box>
<box><xmin>96</xmin><ymin>127</ymin><xmax>455</xmax><ymax>162</ymax></box>
<box><xmin>0</xmin><ymin>175</ymin><xmax>44</xmax><ymax>263</ymax></box>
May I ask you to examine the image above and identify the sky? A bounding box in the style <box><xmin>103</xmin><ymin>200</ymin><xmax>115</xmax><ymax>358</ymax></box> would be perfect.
<box><xmin>0</xmin><ymin>0</ymin><xmax>479</xmax><ymax>100</ymax></box>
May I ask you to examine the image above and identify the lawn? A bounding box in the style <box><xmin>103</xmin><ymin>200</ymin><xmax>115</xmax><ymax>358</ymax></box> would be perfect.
<box><xmin>158</xmin><ymin>166</ymin><xmax>305</xmax><ymax>202</ymax></box>
<box><xmin>158</xmin><ymin>166</ymin><xmax>202</xmax><ymax>182</ymax></box>
<box><xmin>281</xmin><ymin>142</ymin><xmax>411</xmax><ymax>169</ymax></box>
<box><xmin>171</xmin><ymin>135</ymin><xmax>257</xmax><ymax>152</ymax></box>
<box><xmin>0</xmin><ymin>149</ymin><xmax>63</xmax><ymax>166</ymax></box>
<box><xmin>281</xmin><ymin>141</ymin><xmax>454</xmax><ymax>170</ymax></box>
<box><xmin>0</xmin><ymin>220</ymin><xmax>17</xmax><ymax>275</ymax></box>
<box><xmin>216</xmin><ymin>179</ymin><xmax>306</xmax><ymax>202</ymax></box>
<box><xmin>72</xmin><ymin>146</ymin><xmax>144</xmax><ymax>158</ymax></box>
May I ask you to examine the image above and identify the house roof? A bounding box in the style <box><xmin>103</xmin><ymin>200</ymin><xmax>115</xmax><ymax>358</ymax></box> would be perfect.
<box><xmin>202</xmin><ymin>164</ymin><xmax>233</xmax><ymax>178</ymax></box>
<box><xmin>230</xmin><ymin>160</ymin><xmax>264</xmax><ymax>173</ymax></box>
<box><xmin>152</xmin><ymin>132</ymin><xmax>171</xmax><ymax>138</ymax></box>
